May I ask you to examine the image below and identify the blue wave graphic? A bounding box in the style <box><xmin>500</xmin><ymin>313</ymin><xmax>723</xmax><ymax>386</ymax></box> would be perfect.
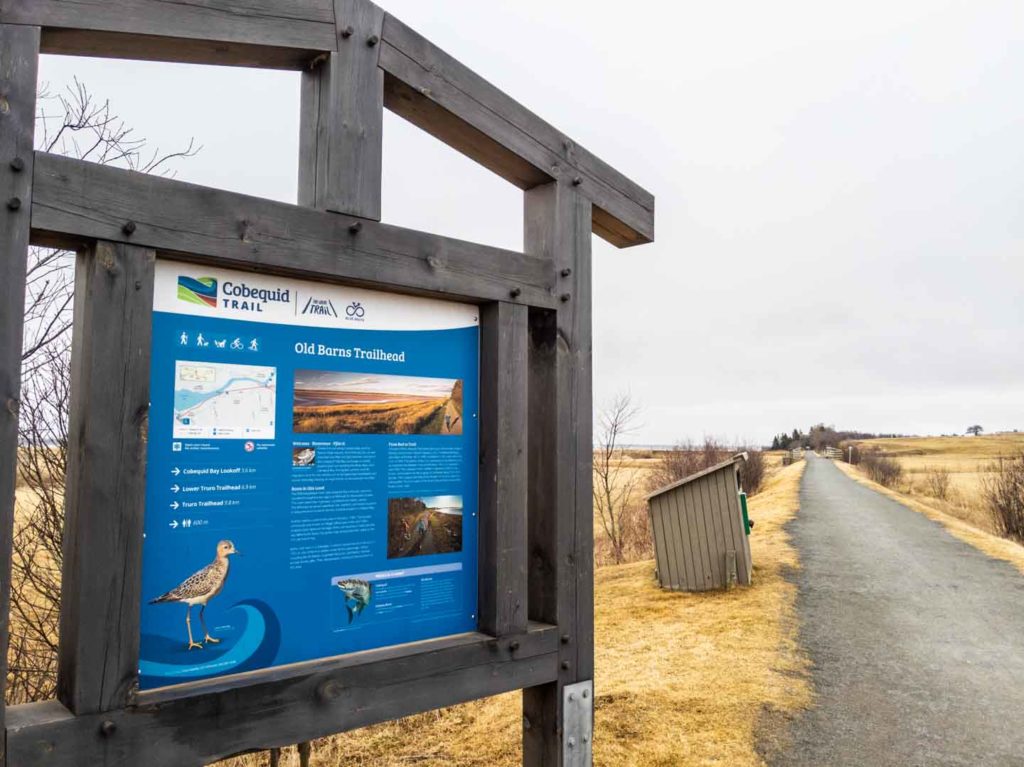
<box><xmin>139</xmin><ymin>600</ymin><xmax>280</xmax><ymax>687</ymax></box>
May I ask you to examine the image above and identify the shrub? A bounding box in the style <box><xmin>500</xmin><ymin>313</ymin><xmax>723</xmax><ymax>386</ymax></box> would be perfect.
<box><xmin>861</xmin><ymin>450</ymin><xmax>903</xmax><ymax>488</ymax></box>
<box><xmin>983</xmin><ymin>454</ymin><xmax>1024</xmax><ymax>543</ymax></box>
<box><xmin>739</xmin><ymin>450</ymin><xmax>766</xmax><ymax>496</ymax></box>
<box><xmin>646</xmin><ymin>439</ymin><xmax>766</xmax><ymax>497</ymax></box>
<box><xmin>924</xmin><ymin>467</ymin><xmax>952</xmax><ymax>501</ymax></box>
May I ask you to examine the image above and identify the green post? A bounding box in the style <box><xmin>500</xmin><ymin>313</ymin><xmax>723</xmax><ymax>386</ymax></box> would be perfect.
<box><xmin>739</xmin><ymin>492</ymin><xmax>752</xmax><ymax>535</ymax></box>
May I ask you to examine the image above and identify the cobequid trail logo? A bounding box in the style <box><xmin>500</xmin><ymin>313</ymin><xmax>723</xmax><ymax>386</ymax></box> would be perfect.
<box><xmin>178</xmin><ymin>276</ymin><xmax>218</xmax><ymax>308</ymax></box>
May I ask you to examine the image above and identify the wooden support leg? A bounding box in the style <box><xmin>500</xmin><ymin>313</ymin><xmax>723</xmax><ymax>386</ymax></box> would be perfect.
<box><xmin>298</xmin><ymin>741</ymin><xmax>312</xmax><ymax>767</ymax></box>
<box><xmin>0</xmin><ymin>24</ymin><xmax>40</xmax><ymax>767</ymax></box>
<box><xmin>522</xmin><ymin>181</ymin><xmax>594</xmax><ymax>765</ymax></box>
<box><xmin>269</xmin><ymin>748</ymin><xmax>281</xmax><ymax>767</ymax></box>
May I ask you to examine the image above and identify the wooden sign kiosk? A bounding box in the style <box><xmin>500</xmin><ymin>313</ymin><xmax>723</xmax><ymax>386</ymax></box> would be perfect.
<box><xmin>0</xmin><ymin>3</ymin><xmax>654</xmax><ymax>765</ymax></box>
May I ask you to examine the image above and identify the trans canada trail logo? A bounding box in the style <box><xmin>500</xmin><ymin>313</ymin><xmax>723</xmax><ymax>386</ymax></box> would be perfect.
<box><xmin>178</xmin><ymin>276</ymin><xmax>218</xmax><ymax>308</ymax></box>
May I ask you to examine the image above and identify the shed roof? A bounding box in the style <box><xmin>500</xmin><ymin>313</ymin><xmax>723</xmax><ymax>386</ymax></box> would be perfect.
<box><xmin>645</xmin><ymin>452</ymin><xmax>748</xmax><ymax>501</ymax></box>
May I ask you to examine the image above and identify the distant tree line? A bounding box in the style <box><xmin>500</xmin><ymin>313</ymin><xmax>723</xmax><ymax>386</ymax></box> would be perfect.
<box><xmin>769</xmin><ymin>424</ymin><xmax>903</xmax><ymax>451</ymax></box>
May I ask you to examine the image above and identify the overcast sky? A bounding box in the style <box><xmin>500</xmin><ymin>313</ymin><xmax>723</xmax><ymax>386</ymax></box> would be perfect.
<box><xmin>37</xmin><ymin>0</ymin><xmax>1024</xmax><ymax>445</ymax></box>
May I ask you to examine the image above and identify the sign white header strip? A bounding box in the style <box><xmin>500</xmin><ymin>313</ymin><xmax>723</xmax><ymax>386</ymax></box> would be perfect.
<box><xmin>154</xmin><ymin>260</ymin><xmax>479</xmax><ymax>331</ymax></box>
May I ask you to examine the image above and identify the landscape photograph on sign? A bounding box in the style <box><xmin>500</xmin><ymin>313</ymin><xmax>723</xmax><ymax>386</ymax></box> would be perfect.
<box><xmin>387</xmin><ymin>495</ymin><xmax>464</xmax><ymax>559</ymax></box>
<box><xmin>292</xmin><ymin>371</ymin><xmax>464</xmax><ymax>435</ymax></box>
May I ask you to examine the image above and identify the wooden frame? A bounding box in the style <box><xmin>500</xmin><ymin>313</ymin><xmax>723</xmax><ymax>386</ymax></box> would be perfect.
<box><xmin>0</xmin><ymin>2</ymin><xmax>654</xmax><ymax>765</ymax></box>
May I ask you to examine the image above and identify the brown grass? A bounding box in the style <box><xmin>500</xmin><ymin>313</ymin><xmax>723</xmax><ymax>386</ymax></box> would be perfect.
<box><xmin>850</xmin><ymin>433</ymin><xmax>1024</xmax><ymax>534</ymax></box>
<box><xmin>293</xmin><ymin>398</ymin><xmax>446</xmax><ymax>435</ymax></box>
<box><xmin>835</xmin><ymin>460</ymin><xmax>1024</xmax><ymax>576</ymax></box>
<box><xmin>226</xmin><ymin>461</ymin><xmax>810</xmax><ymax>767</ymax></box>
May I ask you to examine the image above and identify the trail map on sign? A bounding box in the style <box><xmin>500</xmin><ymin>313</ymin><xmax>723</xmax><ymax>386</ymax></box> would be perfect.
<box><xmin>173</xmin><ymin>361</ymin><xmax>276</xmax><ymax>439</ymax></box>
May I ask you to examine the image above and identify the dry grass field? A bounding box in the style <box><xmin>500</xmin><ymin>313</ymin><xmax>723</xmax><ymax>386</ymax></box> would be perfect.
<box><xmin>849</xmin><ymin>433</ymin><xmax>1024</xmax><ymax>534</ymax></box>
<box><xmin>836</xmin><ymin>452</ymin><xmax>1024</xmax><ymax>577</ymax></box>
<box><xmin>293</xmin><ymin>397</ymin><xmax>449</xmax><ymax>435</ymax></box>
<box><xmin>228</xmin><ymin>460</ymin><xmax>810</xmax><ymax>767</ymax></box>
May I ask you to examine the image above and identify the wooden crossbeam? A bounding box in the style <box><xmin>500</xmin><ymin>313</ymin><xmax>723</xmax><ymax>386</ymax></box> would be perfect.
<box><xmin>0</xmin><ymin>0</ymin><xmax>335</xmax><ymax>69</ymax></box>
<box><xmin>0</xmin><ymin>0</ymin><xmax>655</xmax><ymax>247</ymax></box>
<box><xmin>30</xmin><ymin>152</ymin><xmax>558</xmax><ymax>308</ymax></box>
<box><xmin>380</xmin><ymin>14</ymin><xmax>654</xmax><ymax>248</ymax></box>
<box><xmin>6</xmin><ymin>625</ymin><xmax>559</xmax><ymax>766</ymax></box>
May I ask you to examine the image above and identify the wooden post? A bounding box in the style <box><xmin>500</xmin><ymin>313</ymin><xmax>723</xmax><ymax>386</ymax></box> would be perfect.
<box><xmin>57</xmin><ymin>242</ymin><xmax>156</xmax><ymax>714</ymax></box>
<box><xmin>479</xmin><ymin>302</ymin><xmax>528</xmax><ymax>637</ymax></box>
<box><xmin>0</xmin><ymin>23</ymin><xmax>40</xmax><ymax>765</ymax></box>
<box><xmin>299</xmin><ymin>0</ymin><xmax>385</xmax><ymax>220</ymax></box>
<box><xmin>523</xmin><ymin>181</ymin><xmax>594</xmax><ymax>765</ymax></box>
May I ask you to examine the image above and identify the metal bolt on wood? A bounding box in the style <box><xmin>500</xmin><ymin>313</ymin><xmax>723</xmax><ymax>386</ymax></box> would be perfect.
<box><xmin>123</xmin><ymin>221</ymin><xmax>137</xmax><ymax>235</ymax></box>
<box><xmin>9</xmin><ymin>156</ymin><xmax>24</xmax><ymax>172</ymax></box>
<box><xmin>6</xmin><ymin>196</ymin><xmax>21</xmax><ymax>211</ymax></box>
<box><xmin>349</xmin><ymin>221</ymin><xmax>363</xmax><ymax>234</ymax></box>
<box><xmin>561</xmin><ymin>267</ymin><xmax>572</xmax><ymax>277</ymax></box>
<box><xmin>572</xmin><ymin>176</ymin><xmax>582</xmax><ymax>186</ymax></box>
<box><xmin>510</xmin><ymin>287</ymin><xmax>522</xmax><ymax>299</ymax></box>
<box><xmin>340</xmin><ymin>25</ymin><xmax>354</xmax><ymax>38</ymax></box>
<box><xmin>367</xmin><ymin>34</ymin><xmax>379</xmax><ymax>47</ymax></box>
<box><xmin>99</xmin><ymin>720</ymin><xmax>117</xmax><ymax>737</ymax></box>
<box><xmin>560</xmin><ymin>293</ymin><xmax>571</xmax><ymax>303</ymax></box>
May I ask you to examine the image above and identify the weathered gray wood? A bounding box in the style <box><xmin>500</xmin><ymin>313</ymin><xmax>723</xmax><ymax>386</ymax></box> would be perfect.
<box><xmin>649</xmin><ymin>499</ymin><xmax>671</xmax><ymax>588</ymax></box>
<box><xmin>659</xmin><ymin>496</ymin><xmax>681</xmax><ymax>589</ymax></box>
<box><xmin>682</xmin><ymin>483</ymin><xmax>705</xmax><ymax>589</ymax></box>
<box><xmin>523</xmin><ymin>181</ymin><xmax>594</xmax><ymax>764</ymax></box>
<box><xmin>298</xmin><ymin>0</ymin><xmax>384</xmax><ymax>218</ymax></box>
<box><xmin>648</xmin><ymin>459</ymin><xmax>751</xmax><ymax>593</ymax></box>
<box><xmin>0</xmin><ymin>23</ymin><xmax>39</xmax><ymax>765</ymax></box>
<box><xmin>479</xmin><ymin>302</ymin><xmax>528</xmax><ymax>637</ymax></box>
<box><xmin>57</xmin><ymin>242</ymin><xmax>155</xmax><ymax>715</ymax></box>
<box><xmin>379</xmin><ymin>14</ymin><xmax>654</xmax><ymax>248</ymax></box>
<box><xmin>7</xmin><ymin>625</ymin><xmax>559</xmax><ymax>766</ymax></box>
<box><xmin>30</xmin><ymin>152</ymin><xmax>558</xmax><ymax>308</ymax></box>
<box><xmin>0</xmin><ymin>0</ymin><xmax>335</xmax><ymax>69</ymax></box>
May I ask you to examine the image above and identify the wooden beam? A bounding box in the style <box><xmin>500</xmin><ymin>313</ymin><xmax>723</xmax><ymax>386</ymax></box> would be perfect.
<box><xmin>299</xmin><ymin>0</ymin><xmax>385</xmax><ymax>218</ymax></box>
<box><xmin>0</xmin><ymin>0</ymin><xmax>335</xmax><ymax>70</ymax></box>
<box><xmin>478</xmin><ymin>302</ymin><xmax>528</xmax><ymax>638</ymax></box>
<box><xmin>379</xmin><ymin>14</ymin><xmax>654</xmax><ymax>248</ymax></box>
<box><xmin>7</xmin><ymin>625</ymin><xmax>559</xmax><ymax>766</ymax></box>
<box><xmin>58</xmin><ymin>242</ymin><xmax>155</xmax><ymax>715</ymax></box>
<box><xmin>30</xmin><ymin>153</ymin><xmax>558</xmax><ymax>309</ymax></box>
<box><xmin>0</xmin><ymin>24</ymin><xmax>39</xmax><ymax>766</ymax></box>
<box><xmin>522</xmin><ymin>181</ymin><xmax>594</xmax><ymax>764</ymax></box>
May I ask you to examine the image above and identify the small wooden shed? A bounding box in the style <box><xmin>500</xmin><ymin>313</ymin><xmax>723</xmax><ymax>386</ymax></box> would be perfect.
<box><xmin>646</xmin><ymin>453</ymin><xmax>752</xmax><ymax>592</ymax></box>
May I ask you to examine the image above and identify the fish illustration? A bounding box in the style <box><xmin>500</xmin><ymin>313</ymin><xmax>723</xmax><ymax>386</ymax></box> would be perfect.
<box><xmin>335</xmin><ymin>579</ymin><xmax>372</xmax><ymax>624</ymax></box>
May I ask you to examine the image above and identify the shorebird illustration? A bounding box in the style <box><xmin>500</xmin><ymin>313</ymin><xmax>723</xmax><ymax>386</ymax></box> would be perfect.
<box><xmin>150</xmin><ymin>540</ymin><xmax>240</xmax><ymax>650</ymax></box>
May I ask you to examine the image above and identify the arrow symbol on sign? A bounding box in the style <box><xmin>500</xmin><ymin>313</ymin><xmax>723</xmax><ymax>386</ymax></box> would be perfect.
<box><xmin>171</xmin><ymin>467</ymin><xmax>181</xmax><ymax>476</ymax></box>
<box><xmin>171</xmin><ymin>484</ymin><xmax>180</xmax><ymax>493</ymax></box>
<box><xmin>170</xmin><ymin>501</ymin><xmax>180</xmax><ymax>510</ymax></box>
<box><xmin>169</xmin><ymin>520</ymin><xmax>179</xmax><ymax>529</ymax></box>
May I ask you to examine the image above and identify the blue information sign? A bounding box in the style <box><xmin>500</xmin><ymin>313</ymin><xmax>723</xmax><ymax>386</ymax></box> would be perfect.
<box><xmin>139</xmin><ymin>261</ymin><xmax>480</xmax><ymax>690</ymax></box>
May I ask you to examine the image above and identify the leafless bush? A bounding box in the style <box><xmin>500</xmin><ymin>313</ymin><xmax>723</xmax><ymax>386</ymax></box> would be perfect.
<box><xmin>593</xmin><ymin>393</ymin><xmax>644</xmax><ymax>565</ymax></box>
<box><xmin>924</xmin><ymin>467</ymin><xmax>952</xmax><ymax>501</ymax></box>
<box><xmin>740</xmin><ymin>450</ymin><xmax>766</xmax><ymax>496</ymax></box>
<box><xmin>646</xmin><ymin>438</ymin><xmax>765</xmax><ymax>497</ymax></box>
<box><xmin>841</xmin><ymin>443</ymin><xmax>862</xmax><ymax>465</ymax></box>
<box><xmin>594</xmin><ymin>500</ymin><xmax>654</xmax><ymax>567</ymax></box>
<box><xmin>983</xmin><ymin>454</ymin><xmax>1024</xmax><ymax>544</ymax></box>
<box><xmin>860</xmin><ymin>451</ymin><xmax>903</xmax><ymax>488</ymax></box>
<box><xmin>7</xmin><ymin>82</ymin><xmax>196</xmax><ymax>706</ymax></box>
